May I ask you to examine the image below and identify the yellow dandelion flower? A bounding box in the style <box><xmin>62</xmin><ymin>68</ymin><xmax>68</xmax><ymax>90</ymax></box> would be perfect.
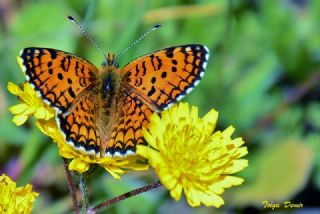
<box><xmin>0</xmin><ymin>174</ymin><xmax>38</xmax><ymax>214</ymax></box>
<box><xmin>8</xmin><ymin>81</ymin><xmax>147</xmax><ymax>179</ymax></box>
<box><xmin>137</xmin><ymin>103</ymin><xmax>248</xmax><ymax>208</ymax></box>
<box><xmin>7</xmin><ymin>82</ymin><xmax>55</xmax><ymax>126</ymax></box>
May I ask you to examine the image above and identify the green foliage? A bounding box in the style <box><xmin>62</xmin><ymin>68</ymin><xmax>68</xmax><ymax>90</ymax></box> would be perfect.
<box><xmin>1</xmin><ymin>0</ymin><xmax>320</xmax><ymax>213</ymax></box>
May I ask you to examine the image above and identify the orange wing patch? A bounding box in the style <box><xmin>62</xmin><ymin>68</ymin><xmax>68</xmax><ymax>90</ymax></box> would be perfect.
<box><xmin>122</xmin><ymin>44</ymin><xmax>209</xmax><ymax>111</ymax></box>
<box><xmin>20</xmin><ymin>48</ymin><xmax>98</xmax><ymax>113</ymax></box>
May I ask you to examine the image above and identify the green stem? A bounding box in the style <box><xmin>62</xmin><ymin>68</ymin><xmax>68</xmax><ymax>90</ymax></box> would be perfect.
<box><xmin>79</xmin><ymin>174</ymin><xmax>89</xmax><ymax>213</ymax></box>
<box><xmin>88</xmin><ymin>180</ymin><xmax>162</xmax><ymax>213</ymax></box>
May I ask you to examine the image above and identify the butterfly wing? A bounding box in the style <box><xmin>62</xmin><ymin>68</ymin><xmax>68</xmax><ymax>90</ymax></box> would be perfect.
<box><xmin>122</xmin><ymin>44</ymin><xmax>209</xmax><ymax>111</ymax></box>
<box><xmin>20</xmin><ymin>47</ymin><xmax>98</xmax><ymax>113</ymax></box>
<box><xmin>105</xmin><ymin>92</ymin><xmax>153</xmax><ymax>156</ymax></box>
<box><xmin>57</xmin><ymin>92</ymin><xmax>102</xmax><ymax>155</ymax></box>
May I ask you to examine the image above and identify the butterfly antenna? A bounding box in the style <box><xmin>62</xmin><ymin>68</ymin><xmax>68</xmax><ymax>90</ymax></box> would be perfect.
<box><xmin>115</xmin><ymin>23</ymin><xmax>161</xmax><ymax>59</ymax></box>
<box><xmin>68</xmin><ymin>16</ymin><xmax>108</xmax><ymax>60</ymax></box>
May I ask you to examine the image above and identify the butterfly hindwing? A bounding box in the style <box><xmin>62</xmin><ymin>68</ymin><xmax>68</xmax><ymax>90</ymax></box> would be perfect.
<box><xmin>20</xmin><ymin>47</ymin><xmax>98</xmax><ymax>113</ymax></box>
<box><xmin>122</xmin><ymin>44</ymin><xmax>209</xmax><ymax>111</ymax></box>
<box><xmin>57</xmin><ymin>92</ymin><xmax>101</xmax><ymax>155</ymax></box>
<box><xmin>106</xmin><ymin>92</ymin><xmax>153</xmax><ymax>155</ymax></box>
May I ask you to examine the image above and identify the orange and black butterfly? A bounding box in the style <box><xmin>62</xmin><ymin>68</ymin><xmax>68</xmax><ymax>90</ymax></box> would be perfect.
<box><xmin>19</xmin><ymin>24</ymin><xmax>209</xmax><ymax>157</ymax></box>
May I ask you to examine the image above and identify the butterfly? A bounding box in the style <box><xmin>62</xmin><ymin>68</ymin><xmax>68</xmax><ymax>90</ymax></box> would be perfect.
<box><xmin>19</xmin><ymin>44</ymin><xmax>209</xmax><ymax>157</ymax></box>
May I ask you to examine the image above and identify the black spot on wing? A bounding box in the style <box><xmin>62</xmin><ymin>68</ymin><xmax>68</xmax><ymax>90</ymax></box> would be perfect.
<box><xmin>147</xmin><ymin>86</ymin><xmax>156</xmax><ymax>96</ymax></box>
<box><xmin>68</xmin><ymin>87</ymin><xmax>76</xmax><ymax>98</ymax></box>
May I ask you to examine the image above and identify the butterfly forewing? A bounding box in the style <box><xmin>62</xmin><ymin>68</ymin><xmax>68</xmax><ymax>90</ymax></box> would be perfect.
<box><xmin>122</xmin><ymin>44</ymin><xmax>209</xmax><ymax>111</ymax></box>
<box><xmin>20</xmin><ymin>48</ymin><xmax>98</xmax><ymax>113</ymax></box>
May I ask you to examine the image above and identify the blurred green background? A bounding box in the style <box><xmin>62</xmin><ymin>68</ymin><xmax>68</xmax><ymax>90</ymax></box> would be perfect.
<box><xmin>1</xmin><ymin>0</ymin><xmax>320</xmax><ymax>213</ymax></box>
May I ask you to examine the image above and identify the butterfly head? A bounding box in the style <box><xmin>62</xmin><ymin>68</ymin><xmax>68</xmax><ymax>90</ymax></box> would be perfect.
<box><xmin>102</xmin><ymin>53</ymin><xmax>119</xmax><ymax>69</ymax></box>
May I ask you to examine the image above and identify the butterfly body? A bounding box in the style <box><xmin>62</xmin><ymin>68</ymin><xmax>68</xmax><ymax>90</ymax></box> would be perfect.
<box><xmin>20</xmin><ymin>45</ymin><xmax>209</xmax><ymax>157</ymax></box>
<box><xmin>62</xmin><ymin>53</ymin><xmax>131</xmax><ymax>155</ymax></box>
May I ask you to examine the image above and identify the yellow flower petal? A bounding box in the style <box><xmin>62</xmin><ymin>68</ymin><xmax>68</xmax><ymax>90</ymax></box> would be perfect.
<box><xmin>136</xmin><ymin>145</ymin><xmax>159</xmax><ymax>165</ymax></box>
<box><xmin>7</xmin><ymin>82</ymin><xmax>22</xmax><ymax>95</ymax></box>
<box><xmin>195</xmin><ymin>191</ymin><xmax>224</xmax><ymax>208</ymax></box>
<box><xmin>12</xmin><ymin>115</ymin><xmax>29</xmax><ymax>126</ymax></box>
<box><xmin>9</xmin><ymin>103</ymin><xmax>30</xmax><ymax>114</ymax></box>
<box><xmin>203</xmin><ymin>109</ymin><xmax>218</xmax><ymax>130</ymax></box>
<box><xmin>169</xmin><ymin>183</ymin><xmax>182</xmax><ymax>201</ymax></box>
<box><xmin>69</xmin><ymin>159</ymin><xmax>90</xmax><ymax>173</ymax></box>
<box><xmin>142</xmin><ymin>128</ymin><xmax>157</xmax><ymax>149</ymax></box>
<box><xmin>34</xmin><ymin>107</ymin><xmax>52</xmax><ymax>120</ymax></box>
<box><xmin>225</xmin><ymin>159</ymin><xmax>249</xmax><ymax>173</ymax></box>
